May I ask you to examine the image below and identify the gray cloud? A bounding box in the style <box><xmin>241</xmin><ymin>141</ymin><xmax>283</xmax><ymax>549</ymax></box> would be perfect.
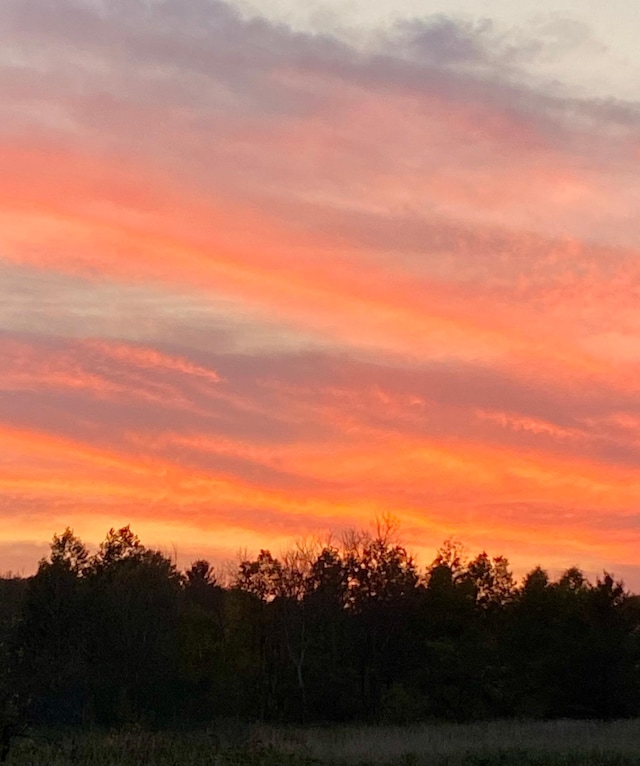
<box><xmin>2</xmin><ymin>0</ymin><xmax>639</xmax><ymax>255</ymax></box>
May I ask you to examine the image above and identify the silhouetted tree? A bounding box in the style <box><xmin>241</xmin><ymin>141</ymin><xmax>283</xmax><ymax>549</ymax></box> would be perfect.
<box><xmin>179</xmin><ymin>560</ymin><xmax>228</xmax><ymax>720</ymax></box>
<box><xmin>87</xmin><ymin>528</ymin><xmax>183</xmax><ymax>724</ymax></box>
<box><xmin>19</xmin><ymin>529</ymin><xmax>90</xmax><ymax>723</ymax></box>
<box><xmin>6</xmin><ymin>525</ymin><xmax>640</xmax><ymax>728</ymax></box>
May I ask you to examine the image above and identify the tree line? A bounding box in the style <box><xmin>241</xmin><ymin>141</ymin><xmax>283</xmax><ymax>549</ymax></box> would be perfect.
<box><xmin>0</xmin><ymin>523</ymin><xmax>639</xmax><ymax>731</ymax></box>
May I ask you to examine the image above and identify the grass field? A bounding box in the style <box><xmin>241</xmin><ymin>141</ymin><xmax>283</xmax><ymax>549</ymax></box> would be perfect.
<box><xmin>8</xmin><ymin>719</ymin><xmax>640</xmax><ymax>765</ymax></box>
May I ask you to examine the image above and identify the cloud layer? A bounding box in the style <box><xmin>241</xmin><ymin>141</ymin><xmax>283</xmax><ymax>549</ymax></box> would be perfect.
<box><xmin>2</xmin><ymin>0</ymin><xmax>640</xmax><ymax>582</ymax></box>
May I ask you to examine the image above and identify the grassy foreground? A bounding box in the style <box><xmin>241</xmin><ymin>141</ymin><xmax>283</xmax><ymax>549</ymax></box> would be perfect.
<box><xmin>8</xmin><ymin>719</ymin><xmax>640</xmax><ymax>765</ymax></box>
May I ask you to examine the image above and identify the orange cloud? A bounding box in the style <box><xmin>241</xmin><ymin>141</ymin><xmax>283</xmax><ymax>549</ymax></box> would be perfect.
<box><xmin>3</xmin><ymin>139</ymin><xmax>636</xmax><ymax>394</ymax></box>
<box><xmin>3</xmin><ymin>0</ymin><xmax>640</xmax><ymax>585</ymax></box>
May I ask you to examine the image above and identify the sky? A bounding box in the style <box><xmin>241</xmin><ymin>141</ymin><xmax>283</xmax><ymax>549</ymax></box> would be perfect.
<box><xmin>2</xmin><ymin>0</ymin><xmax>640</xmax><ymax>585</ymax></box>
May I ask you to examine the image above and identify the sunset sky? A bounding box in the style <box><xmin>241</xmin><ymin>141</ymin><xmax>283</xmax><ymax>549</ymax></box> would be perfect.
<box><xmin>3</xmin><ymin>0</ymin><xmax>640</xmax><ymax>585</ymax></box>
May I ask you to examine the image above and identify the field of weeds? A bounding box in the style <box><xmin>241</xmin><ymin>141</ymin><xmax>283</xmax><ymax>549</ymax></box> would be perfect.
<box><xmin>8</xmin><ymin>719</ymin><xmax>640</xmax><ymax>765</ymax></box>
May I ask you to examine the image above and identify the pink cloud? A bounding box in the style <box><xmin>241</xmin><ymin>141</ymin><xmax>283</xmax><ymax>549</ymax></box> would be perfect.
<box><xmin>2</xmin><ymin>0</ymin><xmax>640</xmax><ymax>584</ymax></box>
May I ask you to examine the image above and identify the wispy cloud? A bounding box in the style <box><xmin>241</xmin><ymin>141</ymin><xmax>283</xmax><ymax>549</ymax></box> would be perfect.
<box><xmin>1</xmin><ymin>0</ymin><xmax>640</xmax><ymax>582</ymax></box>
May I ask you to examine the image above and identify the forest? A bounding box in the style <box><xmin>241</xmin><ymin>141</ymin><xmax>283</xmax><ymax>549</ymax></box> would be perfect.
<box><xmin>1</xmin><ymin>522</ymin><xmax>638</xmax><ymax>739</ymax></box>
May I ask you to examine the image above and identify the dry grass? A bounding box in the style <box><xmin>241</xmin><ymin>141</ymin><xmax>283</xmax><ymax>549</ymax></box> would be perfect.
<box><xmin>7</xmin><ymin>719</ymin><xmax>640</xmax><ymax>765</ymax></box>
<box><xmin>297</xmin><ymin>719</ymin><xmax>640</xmax><ymax>763</ymax></box>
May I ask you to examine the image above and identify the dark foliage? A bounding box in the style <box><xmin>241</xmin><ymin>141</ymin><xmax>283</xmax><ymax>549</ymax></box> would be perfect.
<box><xmin>2</xmin><ymin>525</ymin><xmax>640</xmax><ymax>730</ymax></box>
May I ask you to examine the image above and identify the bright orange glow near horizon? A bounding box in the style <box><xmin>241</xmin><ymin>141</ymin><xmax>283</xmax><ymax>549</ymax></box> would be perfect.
<box><xmin>3</xmin><ymin>0</ymin><xmax>640</xmax><ymax>587</ymax></box>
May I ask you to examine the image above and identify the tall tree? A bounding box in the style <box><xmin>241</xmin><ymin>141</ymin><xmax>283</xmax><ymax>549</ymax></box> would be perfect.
<box><xmin>19</xmin><ymin>529</ymin><xmax>90</xmax><ymax>723</ymax></box>
<box><xmin>87</xmin><ymin>527</ymin><xmax>183</xmax><ymax>724</ymax></box>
